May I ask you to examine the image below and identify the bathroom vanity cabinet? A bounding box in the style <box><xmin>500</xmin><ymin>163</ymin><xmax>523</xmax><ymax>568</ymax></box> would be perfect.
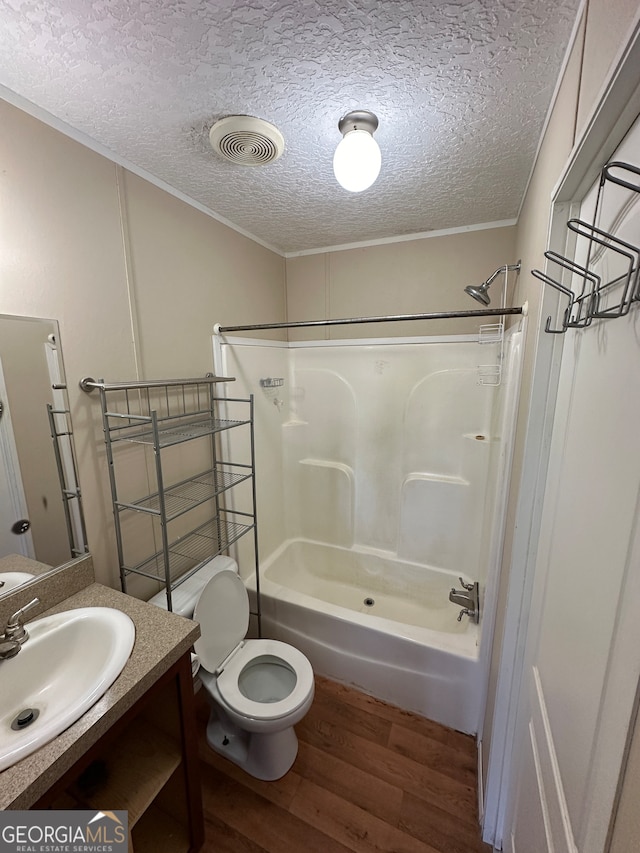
<box><xmin>34</xmin><ymin>653</ymin><xmax>204</xmax><ymax>853</ymax></box>
<box><xmin>0</xmin><ymin>571</ymin><xmax>205</xmax><ymax>851</ymax></box>
<box><xmin>85</xmin><ymin>376</ymin><xmax>260</xmax><ymax>622</ymax></box>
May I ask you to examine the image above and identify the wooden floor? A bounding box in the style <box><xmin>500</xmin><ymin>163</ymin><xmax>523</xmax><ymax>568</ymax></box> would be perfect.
<box><xmin>197</xmin><ymin>676</ymin><xmax>491</xmax><ymax>853</ymax></box>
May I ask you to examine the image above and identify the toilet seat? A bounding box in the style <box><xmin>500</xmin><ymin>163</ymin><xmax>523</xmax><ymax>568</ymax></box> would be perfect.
<box><xmin>193</xmin><ymin>569</ymin><xmax>314</xmax><ymax>723</ymax></box>
<box><xmin>217</xmin><ymin>639</ymin><xmax>314</xmax><ymax>722</ymax></box>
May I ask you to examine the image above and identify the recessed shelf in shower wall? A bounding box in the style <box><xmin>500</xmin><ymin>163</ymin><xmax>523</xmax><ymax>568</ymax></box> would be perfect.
<box><xmin>398</xmin><ymin>474</ymin><xmax>473</xmax><ymax>569</ymax></box>
<box><xmin>295</xmin><ymin>458</ymin><xmax>354</xmax><ymax>547</ymax></box>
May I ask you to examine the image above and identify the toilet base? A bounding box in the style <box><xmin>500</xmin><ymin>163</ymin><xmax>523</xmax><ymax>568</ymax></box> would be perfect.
<box><xmin>205</xmin><ymin>707</ymin><xmax>299</xmax><ymax>781</ymax></box>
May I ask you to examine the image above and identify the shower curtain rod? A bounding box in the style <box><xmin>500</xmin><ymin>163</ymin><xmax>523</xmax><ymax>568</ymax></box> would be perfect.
<box><xmin>215</xmin><ymin>305</ymin><xmax>524</xmax><ymax>335</ymax></box>
<box><xmin>213</xmin><ymin>307</ymin><xmax>526</xmax><ymax>335</ymax></box>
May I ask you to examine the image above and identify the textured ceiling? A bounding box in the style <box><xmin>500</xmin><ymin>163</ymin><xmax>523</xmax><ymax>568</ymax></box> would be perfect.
<box><xmin>0</xmin><ymin>0</ymin><xmax>580</xmax><ymax>254</ymax></box>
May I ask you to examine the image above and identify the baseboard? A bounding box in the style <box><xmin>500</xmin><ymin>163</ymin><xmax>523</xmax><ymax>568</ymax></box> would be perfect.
<box><xmin>477</xmin><ymin>737</ymin><xmax>485</xmax><ymax>824</ymax></box>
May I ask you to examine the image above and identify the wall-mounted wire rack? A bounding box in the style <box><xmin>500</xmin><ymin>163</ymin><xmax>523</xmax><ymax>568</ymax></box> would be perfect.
<box><xmin>47</xmin><ymin>402</ymin><xmax>88</xmax><ymax>558</ymax></box>
<box><xmin>477</xmin><ymin>322</ymin><xmax>505</xmax><ymax>385</ymax></box>
<box><xmin>81</xmin><ymin>374</ymin><xmax>261</xmax><ymax>630</ymax></box>
<box><xmin>533</xmin><ymin>161</ymin><xmax>640</xmax><ymax>333</ymax></box>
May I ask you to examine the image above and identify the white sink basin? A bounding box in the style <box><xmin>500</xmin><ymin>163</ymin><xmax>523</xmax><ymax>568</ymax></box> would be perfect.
<box><xmin>0</xmin><ymin>572</ymin><xmax>35</xmax><ymax>593</ymax></box>
<box><xmin>0</xmin><ymin>607</ymin><xmax>135</xmax><ymax>771</ymax></box>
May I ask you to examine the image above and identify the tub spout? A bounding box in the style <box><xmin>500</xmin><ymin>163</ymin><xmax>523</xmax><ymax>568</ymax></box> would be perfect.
<box><xmin>449</xmin><ymin>580</ymin><xmax>479</xmax><ymax>623</ymax></box>
<box><xmin>449</xmin><ymin>589</ymin><xmax>473</xmax><ymax>607</ymax></box>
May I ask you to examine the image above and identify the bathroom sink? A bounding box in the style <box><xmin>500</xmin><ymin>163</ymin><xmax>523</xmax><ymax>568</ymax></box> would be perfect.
<box><xmin>0</xmin><ymin>572</ymin><xmax>35</xmax><ymax>593</ymax></box>
<box><xmin>0</xmin><ymin>606</ymin><xmax>135</xmax><ymax>771</ymax></box>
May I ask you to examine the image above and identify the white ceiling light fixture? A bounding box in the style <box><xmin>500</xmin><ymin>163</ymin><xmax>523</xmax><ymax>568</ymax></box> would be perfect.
<box><xmin>209</xmin><ymin>115</ymin><xmax>285</xmax><ymax>166</ymax></box>
<box><xmin>333</xmin><ymin>110</ymin><xmax>381</xmax><ymax>193</ymax></box>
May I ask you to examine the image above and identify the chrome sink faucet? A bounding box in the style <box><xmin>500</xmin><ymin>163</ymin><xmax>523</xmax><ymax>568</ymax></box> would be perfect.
<box><xmin>449</xmin><ymin>580</ymin><xmax>479</xmax><ymax>623</ymax></box>
<box><xmin>0</xmin><ymin>597</ymin><xmax>40</xmax><ymax>660</ymax></box>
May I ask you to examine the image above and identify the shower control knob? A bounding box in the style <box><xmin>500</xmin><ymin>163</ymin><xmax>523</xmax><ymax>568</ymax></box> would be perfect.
<box><xmin>458</xmin><ymin>608</ymin><xmax>471</xmax><ymax>622</ymax></box>
<box><xmin>459</xmin><ymin>577</ymin><xmax>474</xmax><ymax>591</ymax></box>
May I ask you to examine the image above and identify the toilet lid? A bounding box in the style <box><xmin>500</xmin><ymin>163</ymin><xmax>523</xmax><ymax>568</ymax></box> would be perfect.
<box><xmin>193</xmin><ymin>570</ymin><xmax>249</xmax><ymax>672</ymax></box>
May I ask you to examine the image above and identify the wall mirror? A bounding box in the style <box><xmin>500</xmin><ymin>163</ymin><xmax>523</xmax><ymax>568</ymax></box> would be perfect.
<box><xmin>0</xmin><ymin>314</ymin><xmax>87</xmax><ymax>596</ymax></box>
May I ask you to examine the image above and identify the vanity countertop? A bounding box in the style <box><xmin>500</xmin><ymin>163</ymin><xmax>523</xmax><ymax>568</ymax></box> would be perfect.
<box><xmin>0</xmin><ymin>581</ymin><xmax>200</xmax><ymax>810</ymax></box>
<box><xmin>0</xmin><ymin>553</ymin><xmax>52</xmax><ymax>577</ymax></box>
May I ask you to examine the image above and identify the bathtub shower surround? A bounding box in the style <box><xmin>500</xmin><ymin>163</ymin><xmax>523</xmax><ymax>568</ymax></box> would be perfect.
<box><xmin>287</xmin><ymin>341</ymin><xmax>493</xmax><ymax>570</ymax></box>
<box><xmin>214</xmin><ymin>330</ymin><xmax>523</xmax><ymax>733</ymax></box>
<box><xmin>246</xmin><ymin>540</ymin><xmax>481</xmax><ymax>732</ymax></box>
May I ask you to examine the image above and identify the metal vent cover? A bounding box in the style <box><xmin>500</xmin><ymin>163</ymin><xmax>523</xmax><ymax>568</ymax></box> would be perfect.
<box><xmin>209</xmin><ymin>115</ymin><xmax>284</xmax><ymax>166</ymax></box>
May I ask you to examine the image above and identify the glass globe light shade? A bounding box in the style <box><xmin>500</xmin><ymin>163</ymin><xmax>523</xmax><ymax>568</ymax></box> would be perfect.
<box><xmin>333</xmin><ymin>129</ymin><xmax>382</xmax><ymax>193</ymax></box>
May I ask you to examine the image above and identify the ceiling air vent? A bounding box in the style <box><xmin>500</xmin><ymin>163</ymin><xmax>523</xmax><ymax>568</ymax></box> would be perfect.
<box><xmin>209</xmin><ymin>115</ymin><xmax>284</xmax><ymax>166</ymax></box>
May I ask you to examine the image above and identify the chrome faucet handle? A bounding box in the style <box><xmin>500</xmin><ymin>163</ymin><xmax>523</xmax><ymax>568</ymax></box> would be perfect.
<box><xmin>458</xmin><ymin>577</ymin><xmax>474</xmax><ymax>591</ymax></box>
<box><xmin>4</xmin><ymin>597</ymin><xmax>40</xmax><ymax>644</ymax></box>
<box><xmin>0</xmin><ymin>638</ymin><xmax>21</xmax><ymax>660</ymax></box>
<box><xmin>457</xmin><ymin>608</ymin><xmax>471</xmax><ymax>622</ymax></box>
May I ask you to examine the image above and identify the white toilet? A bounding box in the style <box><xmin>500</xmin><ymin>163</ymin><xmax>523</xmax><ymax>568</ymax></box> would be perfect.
<box><xmin>149</xmin><ymin>556</ymin><xmax>315</xmax><ymax>781</ymax></box>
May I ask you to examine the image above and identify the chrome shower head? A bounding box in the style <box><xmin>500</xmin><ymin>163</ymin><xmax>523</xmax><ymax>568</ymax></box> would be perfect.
<box><xmin>464</xmin><ymin>282</ymin><xmax>492</xmax><ymax>305</ymax></box>
<box><xmin>464</xmin><ymin>262</ymin><xmax>521</xmax><ymax>307</ymax></box>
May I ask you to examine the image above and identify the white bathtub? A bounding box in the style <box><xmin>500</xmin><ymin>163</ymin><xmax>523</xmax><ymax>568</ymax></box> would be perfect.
<box><xmin>246</xmin><ymin>538</ymin><xmax>484</xmax><ymax>734</ymax></box>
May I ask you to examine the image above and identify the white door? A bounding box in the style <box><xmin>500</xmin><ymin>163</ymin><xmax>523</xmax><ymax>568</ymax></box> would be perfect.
<box><xmin>0</xmin><ymin>355</ymin><xmax>35</xmax><ymax>558</ymax></box>
<box><xmin>507</xmin><ymin>119</ymin><xmax>640</xmax><ymax>851</ymax></box>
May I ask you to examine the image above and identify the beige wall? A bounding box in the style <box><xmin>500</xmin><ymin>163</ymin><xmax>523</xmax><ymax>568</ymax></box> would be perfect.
<box><xmin>0</xmin><ymin>98</ymin><xmax>285</xmax><ymax>588</ymax></box>
<box><xmin>285</xmin><ymin>226</ymin><xmax>518</xmax><ymax>340</ymax></box>
<box><xmin>121</xmin><ymin>170</ymin><xmax>285</xmax><ymax>377</ymax></box>
<box><xmin>577</xmin><ymin>0</ymin><xmax>640</xmax><ymax>134</ymax></box>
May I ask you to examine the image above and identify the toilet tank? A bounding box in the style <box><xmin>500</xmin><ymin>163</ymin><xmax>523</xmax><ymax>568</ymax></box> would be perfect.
<box><xmin>148</xmin><ymin>555</ymin><xmax>238</xmax><ymax>617</ymax></box>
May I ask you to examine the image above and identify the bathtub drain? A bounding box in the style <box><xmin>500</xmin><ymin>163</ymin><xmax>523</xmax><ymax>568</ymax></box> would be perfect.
<box><xmin>363</xmin><ymin>597</ymin><xmax>375</xmax><ymax>607</ymax></box>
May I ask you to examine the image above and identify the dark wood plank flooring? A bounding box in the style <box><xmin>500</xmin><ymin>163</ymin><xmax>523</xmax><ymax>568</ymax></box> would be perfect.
<box><xmin>198</xmin><ymin>676</ymin><xmax>491</xmax><ymax>853</ymax></box>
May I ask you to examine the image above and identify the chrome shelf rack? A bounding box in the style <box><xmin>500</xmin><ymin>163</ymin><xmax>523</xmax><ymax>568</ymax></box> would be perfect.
<box><xmin>533</xmin><ymin>161</ymin><xmax>640</xmax><ymax>333</ymax></box>
<box><xmin>81</xmin><ymin>375</ymin><xmax>261</xmax><ymax>628</ymax></box>
<box><xmin>47</xmin><ymin>402</ymin><xmax>88</xmax><ymax>559</ymax></box>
